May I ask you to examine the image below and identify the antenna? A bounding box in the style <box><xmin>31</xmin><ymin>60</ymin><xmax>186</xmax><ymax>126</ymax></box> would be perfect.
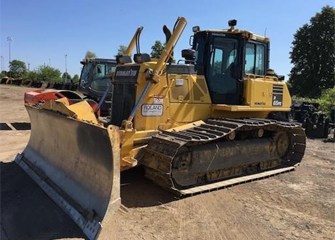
<box><xmin>264</xmin><ymin>27</ymin><xmax>267</xmax><ymax>37</ymax></box>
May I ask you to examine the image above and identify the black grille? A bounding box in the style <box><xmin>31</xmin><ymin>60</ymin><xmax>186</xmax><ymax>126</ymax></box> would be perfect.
<box><xmin>272</xmin><ymin>84</ymin><xmax>283</xmax><ymax>107</ymax></box>
<box><xmin>110</xmin><ymin>65</ymin><xmax>140</xmax><ymax>126</ymax></box>
<box><xmin>273</xmin><ymin>84</ymin><xmax>283</xmax><ymax>94</ymax></box>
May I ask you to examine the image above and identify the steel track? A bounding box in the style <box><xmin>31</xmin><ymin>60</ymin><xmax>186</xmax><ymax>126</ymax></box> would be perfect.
<box><xmin>141</xmin><ymin>118</ymin><xmax>306</xmax><ymax>195</ymax></box>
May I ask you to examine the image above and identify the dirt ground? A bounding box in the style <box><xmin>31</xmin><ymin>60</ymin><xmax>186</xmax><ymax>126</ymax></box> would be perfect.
<box><xmin>0</xmin><ymin>85</ymin><xmax>334</xmax><ymax>240</ymax></box>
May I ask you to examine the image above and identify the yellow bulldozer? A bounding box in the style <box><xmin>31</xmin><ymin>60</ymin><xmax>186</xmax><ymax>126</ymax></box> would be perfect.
<box><xmin>16</xmin><ymin>17</ymin><xmax>306</xmax><ymax>239</ymax></box>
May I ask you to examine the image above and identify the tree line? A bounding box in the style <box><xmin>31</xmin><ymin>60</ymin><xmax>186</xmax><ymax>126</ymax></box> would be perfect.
<box><xmin>0</xmin><ymin>60</ymin><xmax>79</xmax><ymax>83</ymax></box>
<box><xmin>288</xmin><ymin>5</ymin><xmax>334</xmax><ymax>99</ymax></box>
<box><xmin>0</xmin><ymin>40</ymin><xmax>165</xmax><ymax>83</ymax></box>
<box><xmin>288</xmin><ymin>5</ymin><xmax>334</xmax><ymax>117</ymax></box>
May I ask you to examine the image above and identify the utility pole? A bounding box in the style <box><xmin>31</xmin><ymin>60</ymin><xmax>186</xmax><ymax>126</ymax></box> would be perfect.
<box><xmin>7</xmin><ymin>37</ymin><xmax>13</xmax><ymax>70</ymax></box>
<box><xmin>0</xmin><ymin>55</ymin><xmax>4</xmax><ymax>72</ymax></box>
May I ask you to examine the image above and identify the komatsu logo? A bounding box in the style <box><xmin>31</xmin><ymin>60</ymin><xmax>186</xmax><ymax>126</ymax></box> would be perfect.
<box><xmin>115</xmin><ymin>69</ymin><xmax>138</xmax><ymax>77</ymax></box>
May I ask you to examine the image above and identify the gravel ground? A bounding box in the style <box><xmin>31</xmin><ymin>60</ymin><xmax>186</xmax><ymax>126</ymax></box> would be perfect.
<box><xmin>1</xmin><ymin>85</ymin><xmax>334</xmax><ymax>240</ymax></box>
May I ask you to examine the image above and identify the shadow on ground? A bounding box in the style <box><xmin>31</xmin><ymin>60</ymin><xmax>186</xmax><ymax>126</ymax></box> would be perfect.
<box><xmin>0</xmin><ymin>162</ymin><xmax>179</xmax><ymax>239</ymax></box>
<box><xmin>120</xmin><ymin>167</ymin><xmax>179</xmax><ymax>208</ymax></box>
<box><xmin>0</xmin><ymin>161</ymin><xmax>84</xmax><ymax>240</ymax></box>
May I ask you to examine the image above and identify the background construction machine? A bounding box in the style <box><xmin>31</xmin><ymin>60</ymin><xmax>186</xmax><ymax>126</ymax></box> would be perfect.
<box><xmin>16</xmin><ymin>17</ymin><xmax>306</xmax><ymax>239</ymax></box>
<box><xmin>290</xmin><ymin>101</ymin><xmax>330</xmax><ymax>138</ymax></box>
<box><xmin>24</xmin><ymin>27</ymin><xmax>144</xmax><ymax>119</ymax></box>
<box><xmin>77</xmin><ymin>58</ymin><xmax>116</xmax><ymax>116</ymax></box>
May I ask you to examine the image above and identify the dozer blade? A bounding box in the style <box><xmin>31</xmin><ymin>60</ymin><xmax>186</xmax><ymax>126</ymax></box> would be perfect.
<box><xmin>15</xmin><ymin>105</ymin><xmax>120</xmax><ymax>240</ymax></box>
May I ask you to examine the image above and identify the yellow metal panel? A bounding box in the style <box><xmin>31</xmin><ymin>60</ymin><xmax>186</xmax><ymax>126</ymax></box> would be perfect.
<box><xmin>212</xmin><ymin>104</ymin><xmax>291</xmax><ymax>112</ymax></box>
<box><xmin>133</xmin><ymin>64</ymin><xmax>169</xmax><ymax>131</ymax></box>
<box><xmin>244</xmin><ymin>77</ymin><xmax>291</xmax><ymax>109</ymax></box>
<box><xmin>42</xmin><ymin>98</ymin><xmax>99</xmax><ymax>124</ymax></box>
<box><xmin>169</xmin><ymin>103</ymin><xmax>211</xmax><ymax>124</ymax></box>
<box><xmin>67</xmin><ymin>101</ymin><xmax>99</xmax><ymax>124</ymax></box>
<box><xmin>191</xmin><ymin>75</ymin><xmax>211</xmax><ymax>103</ymax></box>
<box><xmin>133</xmin><ymin>67</ymin><xmax>212</xmax><ymax>131</ymax></box>
<box><xmin>168</xmin><ymin>74</ymin><xmax>211</xmax><ymax>104</ymax></box>
<box><xmin>169</xmin><ymin>77</ymin><xmax>191</xmax><ymax>102</ymax></box>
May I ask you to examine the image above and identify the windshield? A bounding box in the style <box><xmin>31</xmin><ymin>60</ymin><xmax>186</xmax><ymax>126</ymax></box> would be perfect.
<box><xmin>79</xmin><ymin>62</ymin><xmax>92</xmax><ymax>89</ymax></box>
<box><xmin>79</xmin><ymin>62</ymin><xmax>116</xmax><ymax>94</ymax></box>
<box><xmin>90</xmin><ymin>63</ymin><xmax>115</xmax><ymax>92</ymax></box>
<box><xmin>193</xmin><ymin>32</ymin><xmax>241</xmax><ymax>104</ymax></box>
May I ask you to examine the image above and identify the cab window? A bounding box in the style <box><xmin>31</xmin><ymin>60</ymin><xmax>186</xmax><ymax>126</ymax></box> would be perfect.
<box><xmin>245</xmin><ymin>43</ymin><xmax>265</xmax><ymax>75</ymax></box>
<box><xmin>211</xmin><ymin>48</ymin><xmax>223</xmax><ymax>75</ymax></box>
<box><xmin>79</xmin><ymin>62</ymin><xmax>92</xmax><ymax>88</ymax></box>
<box><xmin>90</xmin><ymin>63</ymin><xmax>115</xmax><ymax>92</ymax></box>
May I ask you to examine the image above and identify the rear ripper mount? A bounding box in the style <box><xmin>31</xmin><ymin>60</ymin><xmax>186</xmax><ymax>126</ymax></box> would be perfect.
<box><xmin>142</xmin><ymin>118</ymin><xmax>306</xmax><ymax>195</ymax></box>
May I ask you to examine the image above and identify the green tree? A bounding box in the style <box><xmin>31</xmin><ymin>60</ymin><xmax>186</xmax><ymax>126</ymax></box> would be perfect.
<box><xmin>289</xmin><ymin>6</ymin><xmax>335</xmax><ymax>98</ymax></box>
<box><xmin>150</xmin><ymin>40</ymin><xmax>164</xmax><ymax>58</ymax></box>
<box><xmin>36</xmin><ymin>65</ymin><xmax>62</xmax><ymax>82</ymax></box>
<box><xmin>72</xmin><ymin>74</ymin><xmax>79</xmax><ymax>82</ymax></box>
<box><xmin>85</xmin><ymin>51</ymin><xmax>96</xmax><ymax>59</ymax></box>
<box><xmin>0</xmin><ymin>71</ymin><xmax>7</xmax><ymax>79</ymax></box>
<box><xmin>9</xmin><ymin>60</ymin><xmax>27</xmax><ymax>78</ymax></box>
<box><xmin>317</xmin><ymin>87</ymin><xmax>335</xmax><ymax>117</ymax></box>
<box><xmin>117</xmin><ymin>45</ymin><xmax>128</xmax><ymax>56</ymax></box>
<box><xmin>62</xmin><ymin>72</ymin><xmax>72</xmax><ymax>82</ymax></box>
<box><xmin>26</xmin><ymin>71</ymin><xmax>39</xmax><ymax>81</ymax></box>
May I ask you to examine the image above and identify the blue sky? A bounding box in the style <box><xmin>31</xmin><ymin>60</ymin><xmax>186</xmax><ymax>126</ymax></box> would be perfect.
<box><xmin>0</xmin><ymin>0</ymin><xmax>334</xmax><ymax>78</ymax></box>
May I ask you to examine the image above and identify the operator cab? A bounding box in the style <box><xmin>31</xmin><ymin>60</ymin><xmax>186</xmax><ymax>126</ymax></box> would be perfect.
<box><xmin>78</xmin><ymin>58</ymin><xmax>116</xmax><ymax>116</ymax></box>
<box><xmin>79</xmin><ymin>58</ymin><xmax>117</xmax><ymax>98</ymax></box>
<box><xmin>187</xmin><ymin>20</ymin><xmax>269</xmax><ymax>105</ymax></box>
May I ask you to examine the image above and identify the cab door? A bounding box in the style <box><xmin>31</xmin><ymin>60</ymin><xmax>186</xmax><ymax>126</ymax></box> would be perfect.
<box><xmin>205</xmin><ymin>36</ymin><xmax>241</xmax><ymax>104</ymax></box>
